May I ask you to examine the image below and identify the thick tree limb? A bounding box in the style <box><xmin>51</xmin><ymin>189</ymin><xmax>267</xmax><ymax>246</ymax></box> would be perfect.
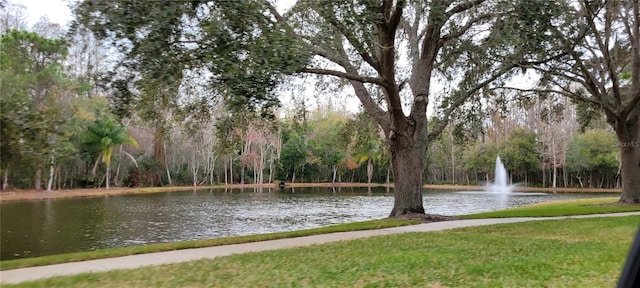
<box><xmin>388</xmin><ymin>0</ymin><xmax>405</xmax><ymax>33</ymax></box>
<box><xmin>300</xmin><ymin>67</ymin><xmax>388</xmax><ymax>87</ymax></box>
<box><xmin>349</xmin><ymin>80</ymin><xmax>390</xmax><ymax>132</ymax></box>
<box><xmin>445</xmin><ymin>0</ymin><xmax>487</xmax><ymax>17</ymax></box>
<box><xmin>580</xmin><ymin>0</ymin><xmax>623</xmax><ymax>108</ymax></box>
<box><xmin>315</xmin><ymin>7</ymin><xmax>379</xmax><ymax>73</ymax></box>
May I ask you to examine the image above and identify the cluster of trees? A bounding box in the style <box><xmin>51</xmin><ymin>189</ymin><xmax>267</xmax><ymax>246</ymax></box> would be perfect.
<box><xmin>1</xmin><ymin>0</ymin><xmax>638</xmax><ymax>217</ymax></box>
<box><xmin>0</xmin><ymin>4</ymin><xmax>142</xmax><ymax>191</ymax></box>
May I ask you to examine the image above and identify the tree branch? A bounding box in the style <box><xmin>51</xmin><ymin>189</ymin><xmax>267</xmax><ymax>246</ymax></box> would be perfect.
<box><xmin>445</xmin><ymin>0</ymin><xmax>487</xmax><ymax>17</ymax></box>
<box><xmin>388</xmin><ymin>0</ymin><xmax>405</xmax><ymax>33</ymax></box>
<box><xmin>300</xmin><ymin>67</ymin><xmax>388</xmax><ymax>88</ymax></box>
<box><xmin>314</xmin><ymin>6</ymin><xmax>379</xmax><ymax>72</ymax></box>
<box><xmin>428</xmin><ymin>62</ymin><xmax>518</xmax><ymax>142</ymax></box>
<box><xmin>580</xmin><ymin>0</ymin><xmax>623</xmax><ymax>108</ymax></box>
<box><xmin>440</xmin><ymin>13</ymin><xmax>494</xmax><ymax>43</ymax></box>
<box><xmin>497</xmin><ymin>85</ymin><xmax>619</xmax><ymax>119</ymax></box>
<box><xmin>349</xmin><ymin>80</ymin><xmax>389</xmax><ymax>132</ymax></box>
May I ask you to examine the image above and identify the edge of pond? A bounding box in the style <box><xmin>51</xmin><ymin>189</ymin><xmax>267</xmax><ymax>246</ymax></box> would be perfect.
<box><xmin>0</xmin><ymin>183</ymin><xmax>621</xmax><ymax>203</ymax></box>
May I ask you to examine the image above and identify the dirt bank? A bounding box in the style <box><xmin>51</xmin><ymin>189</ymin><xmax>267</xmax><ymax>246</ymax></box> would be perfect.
<box><xmin>0</xmin><ymin>183</ymin><xmax>620</xmax><ymax>202</ymax></box>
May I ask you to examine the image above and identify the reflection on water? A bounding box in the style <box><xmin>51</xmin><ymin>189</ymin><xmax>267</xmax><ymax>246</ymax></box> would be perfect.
<box><xmin>0</xmin><ymin>187</ymin><xmax>615</xmax><ymax>260</ymax></box>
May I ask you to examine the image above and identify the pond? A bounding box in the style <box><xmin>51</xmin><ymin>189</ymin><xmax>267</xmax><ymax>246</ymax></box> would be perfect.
<box><xmin>0</xmin><ymin>187</ymin><xmax>616</xmax><ymax>260</ymax></box>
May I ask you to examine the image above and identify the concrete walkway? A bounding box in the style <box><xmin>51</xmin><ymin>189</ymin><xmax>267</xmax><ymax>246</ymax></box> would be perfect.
<box><xmin>2</xmin><ymin>212</ymin><xmax>639</xmax><ymax>285</ymax></box>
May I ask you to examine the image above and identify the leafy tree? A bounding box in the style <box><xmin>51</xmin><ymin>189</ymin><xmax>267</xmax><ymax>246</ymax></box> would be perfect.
<box><xmin>566</xmin><ymin>130</ymin><xmax>619</xmax><ymax>188</ymax></box>
<box><xmin>512</xmin><ymin>1</ymin><xmax>640</xmax><ymax>202</ymax></box>
<box><xmin>462</xmin><ymin>143</ymin><xmax>499</xmax><ymax>184</ymax></box>
<box><xmin>500</xmin><ymin>128</ymin><xmax>541</xmax><ymax>185</ymax></box>
<box><xmin>0</xmin><ymin>29</ymin><xmax>69</xmax><ymax>189</ymax></box>
<box><xmin>306</xmin><ymin>110</ymin><xmax>347</xmax><ymax>183</ymax></box>
<box><xmin>74</xmin><ymin>0</ymin><xmax>561</xmax><ymax>216</ymax></box>
<box><xmin>83</xmin><ymin>117</ymin><xmax>138</xmax><ymax>189</ymax></box>
<box><xmin>337</xmin><ymin>113</ymin><xmax>385</xmax><ymax>184</ymax></box>
<box><xmin>278</xmin><ymin>133</ymin><xmax>306</xmax><ymax>183</ymax></box>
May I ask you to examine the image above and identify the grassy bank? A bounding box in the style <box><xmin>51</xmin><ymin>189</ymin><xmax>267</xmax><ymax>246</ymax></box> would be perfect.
<box><xmin>464</xmin><ymin>197</ymin><xmax>640</xmax><ymax>218</ymax></box>
<box><xmin>7</xmin><ymin>215</ymin><xmax>638</xmax><ymax>287</ymax></box>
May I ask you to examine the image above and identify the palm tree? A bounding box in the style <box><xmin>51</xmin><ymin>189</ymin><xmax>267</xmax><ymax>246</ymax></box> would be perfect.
<box><xmin>84</xmin><ymin>117</ymin><xmax>138</xmax><ymax>189</ymax></box>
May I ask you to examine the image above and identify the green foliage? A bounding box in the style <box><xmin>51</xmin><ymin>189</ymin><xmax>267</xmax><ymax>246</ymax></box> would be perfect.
<box><xmin>0</xmin><ymin>29</ymin><xmax>67</xmax><ymax>71</ymax></box>
<box><xmin>566</xmin><ymin>130</ymin><xmax>619</xmax><ymax>174</ymax></box>
<box><xmin>74</xmin><ymin>0</ymin><xmax>310</xmax><ymax>115</ymax></box>
<box><xmin>83</xmin><ymin>116</ymin><xmax>138</xmax><ymax>188</ymax></box>
<box><xmin>337</xmin><ymin>113</ymin><xmax>385</xmax><ymax>165</ymax></box>
<box><xmin>83</xmin><ymin>117</ymin><xmax>137</xmax><ymax>166</ymax></box>
<box><xmin>500</xmin><ymin>128</ymin><xmax>541</xmax><ymax>176</ymax></box>
<box><xmin>574</xmin><ymin>99</ymin><xmax>608</xmax><ymax>131</ymax></box>
<box><xmin>277</xmin><ymin>133</ymin><xmax>306</xmax><ymax>182</ymax></box>
<box><xmin>305</xmin><ymin>112</ymin><xmax>347</xmax><ymax>180</ymax></box>
<box><xmin>0</xmin><ymin>29</ymin><xmax>72</xmax><ymax>187</ymax></box>
<box><xmin>463</xmin><ymin>143</ymin><xmax>499</xmax><ymax>174</ymax></box>
<box><xmin>134</xmin><ymin>157</ymin><xmax>165</xmax><ymax>187</ymax></box>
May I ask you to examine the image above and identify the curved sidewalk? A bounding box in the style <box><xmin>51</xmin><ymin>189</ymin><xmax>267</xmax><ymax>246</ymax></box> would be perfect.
<box><xmin>2</xmin><ymin>212</ymin><xmax>639</xmax><ymax>285</ymax></box>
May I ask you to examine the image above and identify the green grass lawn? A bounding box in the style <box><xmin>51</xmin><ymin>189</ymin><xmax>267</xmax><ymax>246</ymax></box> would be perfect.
<box><xmin>7</xmin><ymin>215</ymin><xmax>639</xmax><ymax>287</ymax></box>
<box><xmin>464</xmin><ymin>197</ymin><xmax>640</xmax><ymax>218</ymax></box>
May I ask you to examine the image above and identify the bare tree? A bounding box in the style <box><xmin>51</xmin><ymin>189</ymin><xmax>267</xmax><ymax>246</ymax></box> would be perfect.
<box><xmin>0</xmin><ymin>0</ymin><xmax>27</xmax><ymax>34</ymax></box>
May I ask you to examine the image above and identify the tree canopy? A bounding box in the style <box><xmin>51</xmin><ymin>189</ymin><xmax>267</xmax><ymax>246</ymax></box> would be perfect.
<box><xmin>72</xmin><ymin>0</ymin><xmax>572</xmax><ymax>216</ymax></box>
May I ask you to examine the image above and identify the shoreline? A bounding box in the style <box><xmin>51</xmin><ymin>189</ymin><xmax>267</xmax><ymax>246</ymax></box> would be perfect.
<box><xmin>0</xmin><ymin>183</ymin><xmax>621</xmax><ymax>203</ymax></box>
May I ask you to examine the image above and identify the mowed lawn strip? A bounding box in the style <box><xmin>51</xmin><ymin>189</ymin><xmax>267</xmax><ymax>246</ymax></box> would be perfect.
<box><xmin>464</xmin><ymin>197</ymin><xmax>640</xmax><ymax>218</ymax></box>
<box><xmin>7</xmin><ymin>216</ymin><xmax>638</xmax><ymax>288</ymax></box>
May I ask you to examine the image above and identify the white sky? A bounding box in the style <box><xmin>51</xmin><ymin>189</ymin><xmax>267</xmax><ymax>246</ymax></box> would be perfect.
<box><xmin>20</xmin><ymin>0</ymin><xmax>72</xmax><ymax>27</ymax></box>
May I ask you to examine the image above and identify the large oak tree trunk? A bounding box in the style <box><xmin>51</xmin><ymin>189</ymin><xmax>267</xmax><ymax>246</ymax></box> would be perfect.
<box><xmin>617</xmin><ymin>121</ymin><xmax>640</xmax><ymax>203</ymax></box>
<box><xmin>388</xmin><ymin>133</ymin><xmax>427</xmax><ymax>217</ymax></box>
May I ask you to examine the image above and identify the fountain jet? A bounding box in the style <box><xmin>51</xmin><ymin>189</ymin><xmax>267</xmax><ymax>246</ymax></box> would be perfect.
<box><xmin>488</xmin><ymin>156</ymin><xmax>512</xmax><ymax>193</ymax></box>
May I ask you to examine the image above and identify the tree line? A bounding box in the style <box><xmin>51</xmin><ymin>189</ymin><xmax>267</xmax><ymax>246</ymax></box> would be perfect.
<box><xmin>0</xmin><ymin>16</ymin><xmax>620</xmax><ymax>191</ymax></box>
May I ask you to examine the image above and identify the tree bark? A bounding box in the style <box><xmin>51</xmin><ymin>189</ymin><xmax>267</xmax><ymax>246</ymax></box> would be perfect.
<box><xmin>154</xmin><ymin>126</ymin><xmax>172</xmax><ymax>185</ymax></box>
<box><xmin>540</xmin><ymin>165</ymin><xmax>547</xmax><ymax>188</ymax></box>
<box><xmin>367</xmin><ymin>158</ymin><xmax>373</xmax><ymax>184</ymax></box>
<box><xmin>388</xmin><ymin>133</ymin><xmax>427</xmax><ymax>217</ymax></box>
<box><xmin>552</xmin><ymin>165</ymin><xmax>557</xmax><ymax>188</ymax></box>
<box><xmin>618</xmin><ymin>134</ymin><xmax>640</xmax><ymax>202</ymax></box>
<box><xmin>35</xmin><ymin>168</ymin><xmax>42</xmax><ymax>190</ymax></box>
<box><xmin>386</xmin><ymin>166</ymin><xmax>390</xmax><ymax>185</ymax></box>
<box><xmin>229</xmin><ymin>157</ymin><xmax>233</xmax><ymax>184</ymax></box>
<box><xmin>192</xmin><ymin>151</ymin><xmax>199</xmax><ymax>187</ymax></box>
<box><xmin>105</xmin><ymin>161</ymin><xmax>111</xmax><ymax>189</ymax></box>
<box><xmin>332</xmin><ymin>165</ymin><xmax>337</xmax><ymax>184</ymax></box>
<box><xmin>46</xmin><ymin>158</ymin><xmax>54</xmax><ymax>192</ymax></box>
<box><xmin>2</xmin><ymin>169</ymin><xmax>8</xmax><ymax>190</ymax></box>
<box><xmin>241</xmin><ymin>165</ymin><xmax>245</xmax><ymax>185</ymax></box>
